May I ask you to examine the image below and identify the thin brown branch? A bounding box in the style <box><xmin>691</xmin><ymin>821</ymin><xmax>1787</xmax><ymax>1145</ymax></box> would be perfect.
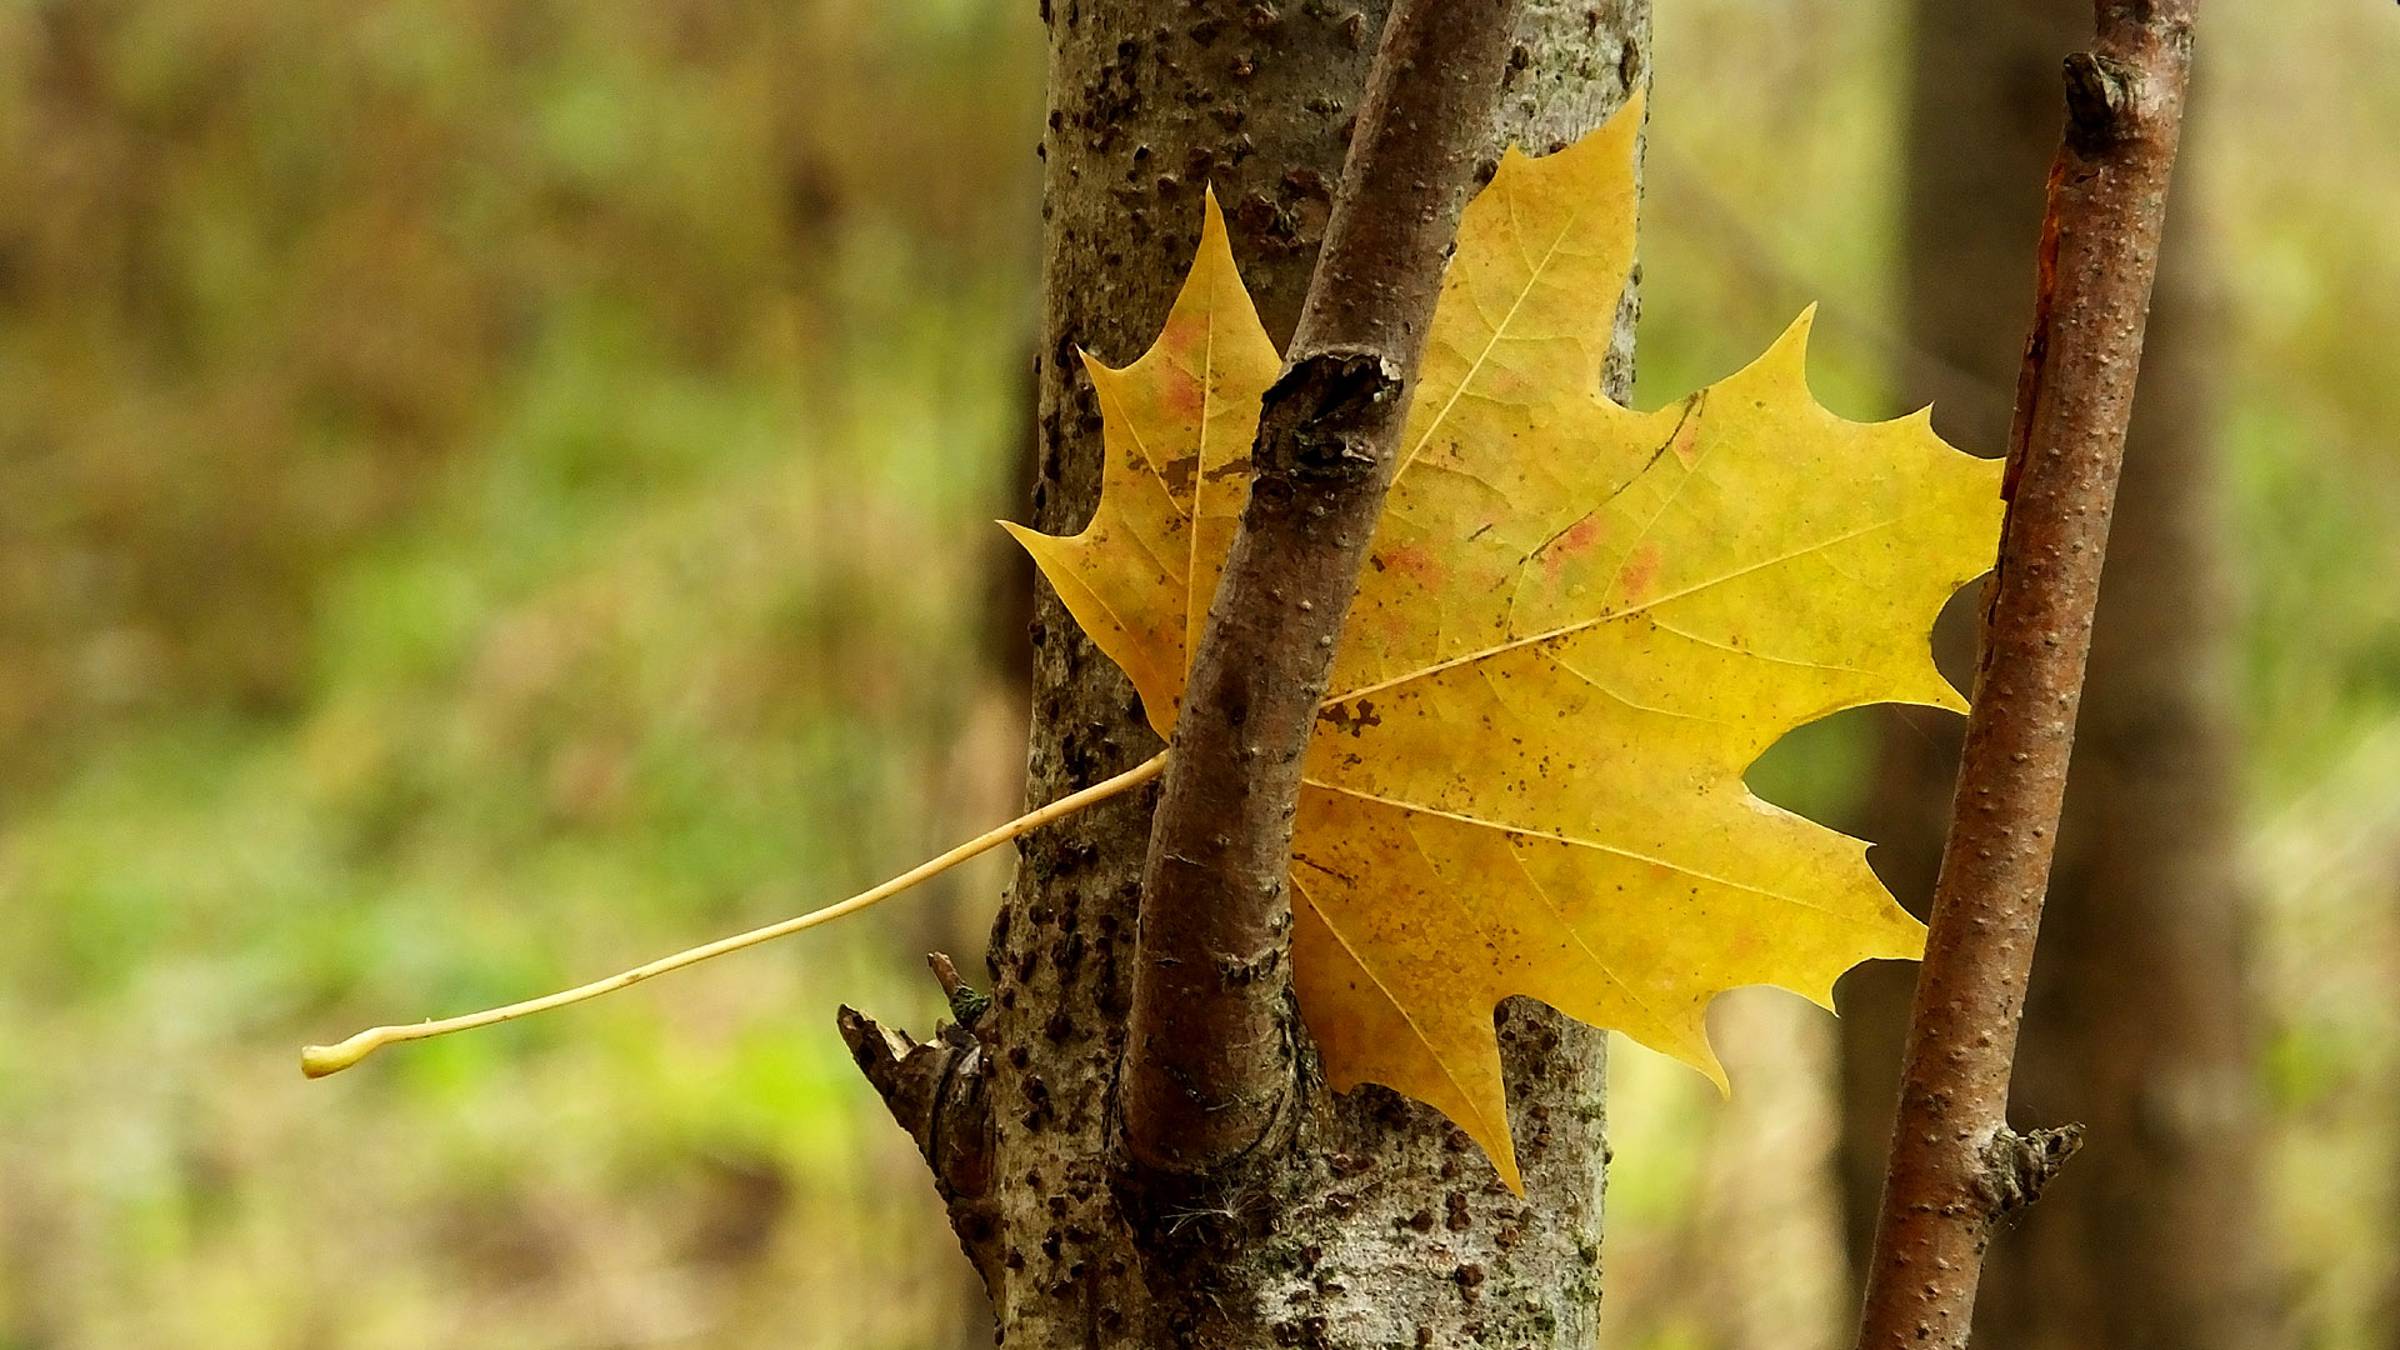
<box><xmin>1119</xmin><ymin>0</ymin><xmax>1527</xmax><ymax>1180</ymax></box>
<box><xmin>1854</xmin><ymin>4</ymin><xmax>2198</xmax><ymax>1348</ymax></box>
<box><xmin>836</xmin><ymin>1004</ymin><xmax>1001</xmax><ymax>1292</ymax></box>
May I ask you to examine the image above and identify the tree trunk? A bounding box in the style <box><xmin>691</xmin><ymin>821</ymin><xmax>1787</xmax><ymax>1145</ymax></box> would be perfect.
<box><xmin>843</xmin><ymin>3</ymin><xmax>1650</xmax><ymax>1345</ymax></box>
<box><xmin>1840</xmin><ymin>4</ymin><xmax>2276</xmax><ymax>1346</ymax></box>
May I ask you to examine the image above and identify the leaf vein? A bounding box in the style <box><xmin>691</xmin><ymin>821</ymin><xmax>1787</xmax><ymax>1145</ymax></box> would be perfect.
<box><xmin>1299</xmin><ymin>778</ymin><xmax>1879</xmax><ymax>926</ymax></box>
<box><xmin>1330</xmin><ymin>509</ymin><xmax>1942</xmax><ymax>707</ymax></box>
<box><xmin>1289</xmin><ymin>869</ymin><xmax>1503</xmax><ymax>1143</ymax></box>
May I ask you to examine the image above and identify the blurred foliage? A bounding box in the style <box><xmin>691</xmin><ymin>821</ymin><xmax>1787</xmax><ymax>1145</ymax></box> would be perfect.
<box><xmin>1631</xmin><ymin>5</ymin><xmax>2400</xmax><ymax>1346</ymax></box>
<box><xmin>1</xmin><ymin>1</ymin><xmax>1036</xmax><ymax>1344</ymax></box>
<box><xmin>0</xmin><ymin>1</ymin><xmax>2393</xmax><ymax>1347</ymax></box>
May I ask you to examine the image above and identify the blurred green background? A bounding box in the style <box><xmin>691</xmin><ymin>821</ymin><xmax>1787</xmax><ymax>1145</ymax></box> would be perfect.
<box><xmin>0</xmin><ymin>2</ymin><xmax>2392</xmax><ymax>1347</ymax></box>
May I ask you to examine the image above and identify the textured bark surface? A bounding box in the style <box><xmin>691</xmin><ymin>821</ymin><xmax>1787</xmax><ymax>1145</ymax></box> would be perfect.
<box><xmin>1838</xmin><ymin>0</ymin><xmax>2090</xmax><ymax>1278</ymax></box>
<box><xmin>1124</xmin><ymin>0</ymin><xmax>1530</xmax><ymax>1183</ymax></box>
<box><xmin>1853</xmin><ymin>4</ymin><xmax>2202</xmax><ymax>1347</ymax></box>
<box><xmin>839</xmin><ymin>3</ymin><xmax>1649</xmax><ymax>1345</ymax></box>
<box><xmin>1979</xmin><ymin>199</ymin><xmax>2280</xmax><ymax>1350</ymax></box>
<box><xmin>1842</xmin><ymin>4</ymin><xmax>2277</xmax><ymax>1347</ymax></box>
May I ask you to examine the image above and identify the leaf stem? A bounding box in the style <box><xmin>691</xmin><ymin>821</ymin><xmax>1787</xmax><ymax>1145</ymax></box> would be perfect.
<box><xmin>300</xmin><ymin>750</ymin><xmax>1170</xmax><ymax>1078</ymax></box>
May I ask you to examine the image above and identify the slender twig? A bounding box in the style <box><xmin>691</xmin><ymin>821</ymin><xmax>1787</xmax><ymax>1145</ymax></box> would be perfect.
<box><xmin>1119</xmin><ymin>0</ymin><xmax>1527</xmax><ymax>1180</ymax></box>
<box><xmin>836</xmin><ymin>1002</ymin><xmax>1001</xmax><ymax>1292</ymax></box>
<box><xmin>300</xmin><ymin>751</ymin><xmax>1169</xmax><ymax>1077</ymax></box>
<box><xmin>1854</xmin><ymin>5</ymin><xmax>2198</xmax><ymax>1347</ymax></box>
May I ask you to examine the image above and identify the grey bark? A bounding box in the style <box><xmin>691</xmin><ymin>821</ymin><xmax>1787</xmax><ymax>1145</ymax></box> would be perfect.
<box><xmin>1841</xmin><ymin>3</ymin><xmax>2276</xmax><ymax>1346</ymax></box>
<box><xmin>843</xmin><ymin>3</ymin><xmax>1650</xmax><ymax>1345</ymax></box>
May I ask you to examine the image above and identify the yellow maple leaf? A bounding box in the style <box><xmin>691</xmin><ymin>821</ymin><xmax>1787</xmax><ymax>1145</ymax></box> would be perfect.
<box><xmin>296</xmin><ymin>101</ymin><xmax>2004</xmax><ymax>1175</ymax></box>
<box><xmin>1001</xmin><ymin>183</ymin><xmax>1281</xmax><ymax>723</ymax></box>
<box><xmin>1010</xmin><ymin>97</ymin><xmax>2004</xmax><ymax>1188</ymax></box>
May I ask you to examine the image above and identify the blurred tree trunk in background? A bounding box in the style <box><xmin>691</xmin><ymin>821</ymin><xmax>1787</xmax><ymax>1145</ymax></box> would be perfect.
<box><xmin>845</xmin><ymin>4</ymin><xmax>1651</xmax><ymax>1344</ymax></box>
<box><xmin>1837</xmin><ymin>3</ymin><xmax>2281</xmax><ymax>1347</ymax></box>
